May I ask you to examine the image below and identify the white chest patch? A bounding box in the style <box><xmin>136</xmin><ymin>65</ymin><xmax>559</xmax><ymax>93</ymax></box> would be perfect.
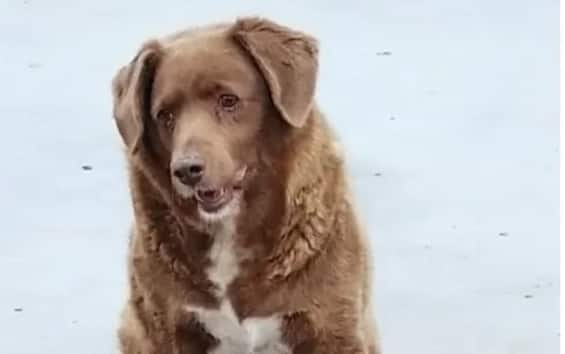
<box><xmin>186</xmin><ymin>220</ymin><xmax>289</xmax><ymax>353</ymax></box>
<box><xmin>186</xmin><ymin>302</ymin><xmax>288</xmax><ymax>354</ymax></box>
<box><xmin>206</xmin><ymin>220</ymin><xmax>239</xmax><ymax>296</ymax></box>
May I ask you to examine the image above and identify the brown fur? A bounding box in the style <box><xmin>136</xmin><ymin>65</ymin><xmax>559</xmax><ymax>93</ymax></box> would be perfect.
<box><xmin>111</xmin><ymin>17</ymin><xmax>380</xmax><ymax>354</ymax></box>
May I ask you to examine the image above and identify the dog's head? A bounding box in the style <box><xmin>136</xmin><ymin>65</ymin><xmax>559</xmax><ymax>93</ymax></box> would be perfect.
<box><xmin>112</xmin><ymin>18</ymin><xmax>318</xmax><ymax>224</ymax></box>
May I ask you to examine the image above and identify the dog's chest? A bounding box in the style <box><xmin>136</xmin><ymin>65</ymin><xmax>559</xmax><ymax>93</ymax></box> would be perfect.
<box><xmin>185</xmin><ymin>222</ymin><xmax>288</xmax><ymax>354</ymax></box>
<box><xmin>186</xmin><ymin>302</ymin><xmax>288</xmax><ymax>354</ymax></box>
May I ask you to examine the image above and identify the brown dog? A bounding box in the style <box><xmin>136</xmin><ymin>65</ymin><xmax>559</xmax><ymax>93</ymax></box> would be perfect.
<box><xmin>111</xmin><ymin>17</ymin><xmax>380</xmax><ymax>354</ymax></box>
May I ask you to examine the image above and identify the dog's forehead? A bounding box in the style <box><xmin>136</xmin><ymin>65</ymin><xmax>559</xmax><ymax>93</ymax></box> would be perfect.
<box><xmin>155</xmin><ymin>28</ymin><xmax>260</xmax><ymax>93</ymax></box>
<box><xmin>163</xmin><ymin>22</ymin><xmax>231</xmax><ymax>44</ymax></box>
<box><xmin>164</xmin><ymin>24</ymin><xmax>230</xmax><ymax>52</ymax></box>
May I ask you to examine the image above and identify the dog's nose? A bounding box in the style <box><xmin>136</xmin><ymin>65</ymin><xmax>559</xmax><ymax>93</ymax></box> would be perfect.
<box><xmin>172</xmin><ymin>157</ymin><xmax>205</xmax><ymax>186</ymax></box>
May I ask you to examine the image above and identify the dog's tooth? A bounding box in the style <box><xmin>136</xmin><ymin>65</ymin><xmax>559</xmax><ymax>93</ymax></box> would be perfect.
<box><xmin>234</xmin><ymin>166</ymin><xmax>247</xmax><ymax>182</ymax></box>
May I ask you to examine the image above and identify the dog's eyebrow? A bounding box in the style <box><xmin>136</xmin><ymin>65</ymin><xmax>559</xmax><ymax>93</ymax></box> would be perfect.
<box><xmin>193</xmin><ymin>76</ymin><xmax>245</xmax><ymax>97</ymax></box>
<box><xmin>152</xmin><ymin>89</ymin><xmax>184</xmax><ymax>114</ymax></box>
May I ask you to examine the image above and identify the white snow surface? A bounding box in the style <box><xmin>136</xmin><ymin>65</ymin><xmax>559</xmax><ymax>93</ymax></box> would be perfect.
<box><xmin>0</xmin><ymin>1</ymin><xmax>558</xmax><ymax>353</ymax></box>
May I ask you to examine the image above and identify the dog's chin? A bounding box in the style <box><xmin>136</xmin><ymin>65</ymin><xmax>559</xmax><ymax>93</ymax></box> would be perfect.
<box><xmin>197</xmin><ymin>192</ymin><xmax>241</xmax><ymax>224</ymax></box>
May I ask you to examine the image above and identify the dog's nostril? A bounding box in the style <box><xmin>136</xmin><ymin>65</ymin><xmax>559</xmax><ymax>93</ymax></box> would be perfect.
<box><xmin>202</xmin><ymin>189</ymin><xmax>218</xmax><ymax>199</ymax></box>
<box><xmin>188</xmin><ymin>164</ymin><xmax>203</xmax><ymax>176</ymax></box>
<box><xmin>173</xmin><ymin>169</ymin><xmax>184</xmax><ymax>179</ymax></box>
<box><xmin>173</xmin><ymin>158</ymin><xmax>205</xmax><ymax>186</ymax></box>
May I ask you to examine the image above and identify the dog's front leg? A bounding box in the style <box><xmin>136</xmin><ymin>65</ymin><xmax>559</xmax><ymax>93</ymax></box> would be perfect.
<box><xmin>118</xmin><ymin>301</ymin><xmax>173</xmax><ymax>354</ymax></box>
<box><xmin>173</xmin><ymin>312</ymin><xmax>219</xmax><ymax>354</ymax></box>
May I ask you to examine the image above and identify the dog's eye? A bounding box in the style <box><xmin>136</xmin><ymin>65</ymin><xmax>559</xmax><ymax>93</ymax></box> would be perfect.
<box><xmin>218</xmin><ymin>94</ymin><xmax>239</xmax><ymax>111</ymax></box>
<box><xmin>156</xmin><ymin>109</ymin><xmax>175</xmax><ymax>128</ymax></box>
<box><xmin>156</xmin><ymin>109</ymin><xmax>173</xmax><ymax>121</ymax></box>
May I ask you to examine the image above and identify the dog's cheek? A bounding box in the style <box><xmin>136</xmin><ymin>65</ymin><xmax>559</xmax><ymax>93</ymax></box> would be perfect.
<box><xmin>232</xmin><ymin>107</ymin><xmax>266</xmax><ymax>166</ymax></box>
<box><xmin>144</xmin><ymin>120</ymin><xmax>173</xmax><ymax>168</ymax></box>
<box><xmin>156</xmin><ymin>123</ymin><xmax>174</xmax><ymax>154</ymax></box>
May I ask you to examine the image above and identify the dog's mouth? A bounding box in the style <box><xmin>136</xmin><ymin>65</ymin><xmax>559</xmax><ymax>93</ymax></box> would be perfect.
<box><xmin>194</xmin><ymin>186</ymin><xmax>237</xmax><ymax>213</ymax></box>
<box><xmin>174</xmin><ymin>166</ymin><xmax>248</xmax><ymax>218</ymax></box>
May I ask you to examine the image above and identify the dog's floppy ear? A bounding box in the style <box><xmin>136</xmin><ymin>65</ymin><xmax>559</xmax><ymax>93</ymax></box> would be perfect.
<box><xmin>111</xmin><ymin>41</ymin><xmax>161</xmax><ymax>154</ymax></box>
<box><xmin>232</xmin><ymin>18</ymin><xmax>319</xmax><ymax>128</ymax></box>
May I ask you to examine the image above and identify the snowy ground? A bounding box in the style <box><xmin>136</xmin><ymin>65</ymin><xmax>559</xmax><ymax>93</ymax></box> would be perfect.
<box><xmin>0</xmin><ymin>1</ymin><xmax>559</xmax><ymax>353</ymax></box>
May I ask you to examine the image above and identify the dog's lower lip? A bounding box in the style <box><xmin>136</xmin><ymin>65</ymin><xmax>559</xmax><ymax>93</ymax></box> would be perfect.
<box><xmin>195</xmin><ymin>188</ymin><xmax>232</xmax><ymax>212</ymax></box>
<box><xmin>195</xmin><ymin>187</ymin><xmax>224</xmax><ymax>202</ymax></box>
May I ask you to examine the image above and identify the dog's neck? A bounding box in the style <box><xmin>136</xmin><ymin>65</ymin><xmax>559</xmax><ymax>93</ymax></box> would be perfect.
<box><xmin>262</xmin><ymin>114</ymin><xmax>348</xmax><ymax>279</ymax></box>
